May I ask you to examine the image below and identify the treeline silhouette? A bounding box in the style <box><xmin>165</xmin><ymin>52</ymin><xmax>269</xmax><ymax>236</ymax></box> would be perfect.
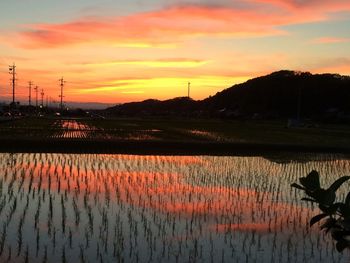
<box><xmin>106</xmin><ymin>70</ymin><xmax>350</xmax><ymax>121</ymax></box>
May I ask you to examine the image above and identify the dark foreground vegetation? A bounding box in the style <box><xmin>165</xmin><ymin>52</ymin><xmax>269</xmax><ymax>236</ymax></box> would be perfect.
<box><xmin>292</xmin><ymin>171</ymin><xmax>350</xmax><ymax>252</ymax></box>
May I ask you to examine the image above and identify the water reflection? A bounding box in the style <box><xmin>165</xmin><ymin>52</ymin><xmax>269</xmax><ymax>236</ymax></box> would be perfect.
<box><xmin>52</xmin><ymin>120</ymin><xmax>96</xmax><ymax>138</ymax></box>
<box><xmin>0</xmin><ymin>153</ymin><xmax>348</xmax><ymax>262</ymax></box>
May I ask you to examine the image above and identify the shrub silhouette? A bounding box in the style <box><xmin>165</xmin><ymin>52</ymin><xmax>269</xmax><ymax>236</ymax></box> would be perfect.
<box><xmin>292</xmin><ymin>170</ymin><xmax>350</xmax><ymax>252</ymax></box>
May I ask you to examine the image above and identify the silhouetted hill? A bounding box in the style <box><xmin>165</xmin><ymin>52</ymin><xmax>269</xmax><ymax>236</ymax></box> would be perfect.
<box><xmin>106</xmin><ymin>97</ymin><xmax>200</xmax><ymax>116</ymax></box>
<box><xmin>203</xmin><ymin>70</ymin><xmax>350</xmax><ymax>118</ymax></box>
<box><xmin>106</xmin><ymin>70</ymin><xmax>350</xmax><ymax>120</ymax></box>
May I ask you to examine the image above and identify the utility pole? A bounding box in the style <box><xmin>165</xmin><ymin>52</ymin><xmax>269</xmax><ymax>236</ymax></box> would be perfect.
<box><xmin>34</xmin><ymin>86</ymin><xmax>38</xmax><ymax>107</ymax></box>
<box><xmin>41</xmin><ymin>89</ymin><xmax>44</xmax><ymax>107</ymax></box>
<box><xmin>28</xmin><ymin>81</ymin><xmax>33</xmax><ymax>106</ymax></box>
<box><xmin>59</xmin><ymin>77</ymin><xmax>65</xmax><ymax>111</ymax></box>
<box><xmin>46</xmin><ymin>96</ymin><xmax>48</xmax><ymax>108</ymax></box>
<box><xmin>187</xmin><ymin>82</ymin><xmax>191</xmax><ymax>98</ymax></box>
<box><xmin>9</xmin><ymin>63</ymin><xmax>16</xmax><ymax>105</ymax></box>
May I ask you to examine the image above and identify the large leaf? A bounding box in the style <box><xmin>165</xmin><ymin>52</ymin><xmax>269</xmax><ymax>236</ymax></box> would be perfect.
<box><xmin>299</xmin><ymin>170</ymin><xmax>320</xmax><ymax>191</ymax></box>
<box><xmin>301</xmin><ymin>197</ymin><xmax>316</xmax><ymax>203</ymax></box>
<box><xmin>345</xmin><ymin>191</ymin><xmax>350</xmax><ymax>207</ymax></box>
<box><xmin>291</xmin><ymin>183</ymin><xmax>305</xmax><ymax>190</ymax></box>
<box><xmin>310</xmin><ymin>189</ymin><xmax>335</xmax><ymax>206</ymax></box>
<box><xmin>323</xmin><ymin>202</ymin><xmax>343</xmax><ymax>214</ymax></box>
<box><xmin>331</xmin><ymin>230</ymin><xmax>345</xmax><ymax>241</ymax></box>
<box><xmin>310</xmin><ymin>213</ymin><xmax>328</xmax><ymax>227</ymax></box>
<box><xmin>321</xmin><ymin>217</ymin><xmax>337</xmax><ymax>232</ymax></box>
<box><xmin>328</xmin><ymin>176</ymin><xmax>350</xmax><ymax>193</ymax></box>
<box><xmin>336</xmin><ymin>240</ymin><xmax>348</xmax><ymax>252</ymax></box>
<box><xmin>339</xmin><ymin>204</ymin><xmax>350</xmax><ymax>219</ymax></box>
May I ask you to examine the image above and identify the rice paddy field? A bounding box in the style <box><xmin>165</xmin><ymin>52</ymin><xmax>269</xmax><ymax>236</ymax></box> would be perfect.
<box><xmin>1</xmin><ymin>117</ymin><xmax>350</xmax><ymax>149</ymax></box>
<box><xmin>0</xmin><ymin>153</ymin><xmax>349</xmax><ymax>262</ymax></box>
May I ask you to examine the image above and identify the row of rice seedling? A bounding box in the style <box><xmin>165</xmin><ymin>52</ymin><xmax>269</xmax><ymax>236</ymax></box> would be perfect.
<box><xmin>0</xmin><ymin>153</ymin><xmax>348</xmax><ymax>262</ymax></box>
<box><xmin>51</xmin><ymin>120</ymin><xmax>99</xmax><ymax>139</ymax></box>
<box><xmin>50</xmin><ymin>120</ymin><xmax>159</xmax><ymax>140</ymax></box>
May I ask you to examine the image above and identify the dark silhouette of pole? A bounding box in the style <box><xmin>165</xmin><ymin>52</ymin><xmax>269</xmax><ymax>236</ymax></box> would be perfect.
<box><xmin>41</xmin><ymin>89</ymin><xmax>44</xmax><ymax>106</ymax></box>
<box><xmin>28</xmin><ymin>81</ymin><xmax>33</xmax><ymax>106</ymax></box>
<box><xmin>9</xmin><ymin>63</ymin><xmax>16</xmax><ymax>104</ymax></box>
<box><xmin>34</xmin><ymin>86</ymin><xmax>38</xmax><ymax>107</ymax></box>
<box><xmin>188</xmin><ymin>82</ymin><xmax>191</xmax><ymax>98</ymax></box>
<box><xmin>59</xmin><ymin>77</ymin><xmax>65</xmax><ymax>110</ymax></box>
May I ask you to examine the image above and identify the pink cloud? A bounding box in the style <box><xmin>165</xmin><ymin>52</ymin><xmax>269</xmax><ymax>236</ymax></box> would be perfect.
<box><xmin>18</xmin><ymin>7</ymin><xmax>282</xmax><ymax>49</ymax></box>
<box><xmin>15</xmin><ymin>2</ymin><xmax>350</xmax><ymax>49</ymax></box>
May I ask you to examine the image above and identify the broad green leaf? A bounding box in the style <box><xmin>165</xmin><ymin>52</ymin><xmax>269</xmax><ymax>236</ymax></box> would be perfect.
<box><xmin>291</xmin><ymin>183</ymin><xmax>305</xmax><ymax>190</ymax></box>
<box><xmin>341</xmin><ymin>206</ymin><xmax>350</xmax><ymax>219</ymax></box>
<box><xmin>345</xmin><ymin>191</ymin><xmax>350</xmax><ymax>207</ymax></box>
<box><xmin>321</xmin><ymin>218</ymin><xmax>336</xmax><ymax>233</ymax></box>
<box><xmin>311</xmin><ymin>189</ymin><xmax>335</xmax><ymax>205</ymax></box>
<box><xmin>310</xmin><ymin>214</ymin><xmax>328</xmax><ymax>227</ymax></box>
<box><xmin>328</xmin><ymin>176</ymin><xmax>350</xmax><ymax>193</ymax></box>
<box><xmin>323</xmin><ymin>190</ymin><xmax>336</xmax><ymax>206</ymax></box>
<box><xmin>301</xmin><ymin>197</ymin><xmax>316</xmax><ymax>203</ymax></box>
<box><xmin>324</xmin><ymin>203</ymin><xmax>343</xmax><ymax>214</ymax></box>
<box><xmin>336</xmin><ymin>240</ymin><xmax>349</xmax><ymax>252</ymax></box>
<box><xmin>300</xmin><ymin>170</ymin><xmax>320</xmax><ymax>190</ymax></box>
<box><xmin>332</xmin><ymin>230</ymin><xmax>344</xmax><ymax>241</ymax></box>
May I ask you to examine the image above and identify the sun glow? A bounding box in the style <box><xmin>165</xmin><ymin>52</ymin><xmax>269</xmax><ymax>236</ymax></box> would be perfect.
<box><xmin>75</xmin><ymin>76</ymin><xmax>249</xmax><ymax>101</ymax></box>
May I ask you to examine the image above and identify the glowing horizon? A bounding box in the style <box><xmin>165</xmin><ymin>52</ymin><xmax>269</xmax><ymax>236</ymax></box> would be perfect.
<box><xmin>0</xmin><ymin>0</ymin><xmax>349</xmax><ymax>104</ymax></box>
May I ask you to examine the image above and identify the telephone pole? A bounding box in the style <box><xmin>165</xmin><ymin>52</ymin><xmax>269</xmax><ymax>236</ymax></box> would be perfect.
<box><xmin>34</xmin><ymin>86</ymin><xmax>38</xmax><ymax>107</ymax></box>
<box><xmin>9</xmin><ymin>63</ymin><xmax>16</xmax><ymax>105</ymax></box>
<box><xmin>59</xmin><ymin>77</ymin><xmax>65</xmax><ymax>110</ymax></box>
<box><xmin>187</xmin><ymin>82</ymin><xmax>191</xmax><ymax>98</ymax></box>
<box><xmin>41</xmin><ymin>89</ymin><xmax>44</xmax><ymax>107</ymax></box>
<box><xmin>28</xmin><ymin>81</ymin><xmax>33</xmax><ymax>106</ymax></box>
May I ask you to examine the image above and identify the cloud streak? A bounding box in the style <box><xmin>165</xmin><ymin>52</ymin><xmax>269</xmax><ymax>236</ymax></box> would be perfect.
<box><xmin>254</xmin><ymin>0</ymin><xmax>350</xmax><ymax>10</ymax></box>
<box><xmin>82</xmin><ymin>58</ymin><xmax>209</xmax><ymax>68</ymax></box>
<box><xmin>312</xmin><ymin>37</ymin><xmax>350</xmax><ymax>44</ymax></box>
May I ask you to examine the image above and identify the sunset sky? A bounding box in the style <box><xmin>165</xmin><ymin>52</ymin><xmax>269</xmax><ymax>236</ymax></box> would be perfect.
<box><xmin>0</xmin><ymin>0</ymin><xmax>349</xmax><ymax>105</ymax></box>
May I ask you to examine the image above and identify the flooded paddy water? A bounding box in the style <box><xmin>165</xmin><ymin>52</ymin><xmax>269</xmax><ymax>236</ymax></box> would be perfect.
<box><xmin>51</xmin><ymin>120</ymin><xmax>161</xmax><ymax>141</ymax></box>
<box><xmin>0</xmin><ymin>153</ymin><xmax>349</xmax><ymax>262</ymax></box>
